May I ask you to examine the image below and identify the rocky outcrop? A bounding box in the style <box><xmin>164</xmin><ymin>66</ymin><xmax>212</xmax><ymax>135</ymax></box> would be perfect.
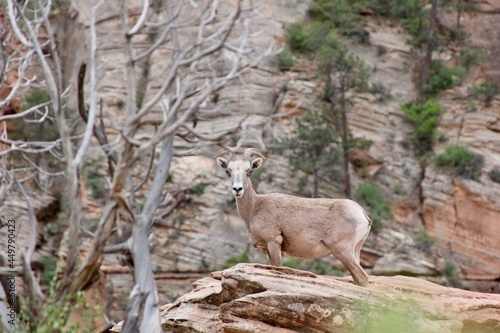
<box><xmin>112</xmin><ymin>264</ymin><xmax>500</xmax><ymax>333</ymax></box>
<box><xmin>422</xmin><ymin>167</ymin><xmax>500</xmax><ymax>281</ymax></box>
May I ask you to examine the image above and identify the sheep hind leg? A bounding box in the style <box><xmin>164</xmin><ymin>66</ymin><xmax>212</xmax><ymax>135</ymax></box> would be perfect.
<box><xmin>323</xmin><ymin>242</ymin><xmax>369</xmax><ymax>287</ymax></box>
<box><xmin>338</xmin><ymin>251</ymin><xmax>369</xmax><ymax>287</ymax></box>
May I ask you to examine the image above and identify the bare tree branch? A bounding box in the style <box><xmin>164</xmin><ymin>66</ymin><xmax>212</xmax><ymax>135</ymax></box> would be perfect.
<box><xmin>126</xmin><ymin>0</ymin><xmax>150</xmax><ymax>37</ymax></box>
<box><xmin>74</xmin><ymin>0</ymin><xmax>103</xmax><ymax>167</ymax></box>
<box><xmin>77</xmin><ymin>63</ymin><xmax>117</xmax><ymax>175</ymax></box>
<box><xmin>132</xmin><ymin>145</ymin><xmax>156</xmax><ymax>193</ymax></box>
<box><xmin>2</xmin><ymin>0</ymin><xmax>283</xmax><ymax>329</ymax></box>
<box><xmin>0</xmin><ymin>101</ymin><xmax>51</xmax><ymax>122</ymax></box>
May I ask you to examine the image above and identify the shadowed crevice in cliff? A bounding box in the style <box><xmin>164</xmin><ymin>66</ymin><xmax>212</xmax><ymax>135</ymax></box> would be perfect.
<box><xmin>111</xmin><ymin>263</ymin><xmax>500</xmax><ymax>333</ymax></box>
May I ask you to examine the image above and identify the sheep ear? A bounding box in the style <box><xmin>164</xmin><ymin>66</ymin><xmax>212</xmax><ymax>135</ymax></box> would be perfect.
<box><xmin>216</xmin><ymin>157</ymin><xmax>228</xmax><ymax>169</ymax></box>
<box><xmin>251</xmin><ymin>158</ymin><xmax>263</xmax><ymax>171</ymax></box>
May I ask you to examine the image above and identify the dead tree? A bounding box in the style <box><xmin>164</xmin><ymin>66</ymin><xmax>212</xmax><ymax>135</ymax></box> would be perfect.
<box><xmin>1</xmin><ymin>0</ymin><xmax>276</xmax><ymax>331</ymax></box>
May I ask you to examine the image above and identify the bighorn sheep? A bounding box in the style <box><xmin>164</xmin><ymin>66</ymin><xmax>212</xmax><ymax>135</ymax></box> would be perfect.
<box><xmin>215</xmin><ymin>148</ymin><xmax>372</xmax><ymax>286</ymax></box>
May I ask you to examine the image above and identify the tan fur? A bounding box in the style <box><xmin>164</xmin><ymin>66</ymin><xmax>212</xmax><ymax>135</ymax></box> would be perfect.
<box><xmin>216</xmin><ymin>148</ymin><xmax>371</xmax><ymax>287</ymax></box>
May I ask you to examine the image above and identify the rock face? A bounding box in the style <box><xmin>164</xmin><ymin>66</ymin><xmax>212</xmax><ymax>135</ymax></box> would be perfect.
<box><xmin>423</xmin><ymin>168</ymin><xmax>500</xmax><ymax>281</ymax></box>
<box><xmin>4</xmin><ymin>0</ymin><xmax>500</xmax><ymax>327</ymax></box>
<box><xmin>421</xmin><ymin>92</ymin><xmax>500</xmax><ymax>284</ymax></box>
<box><xmin>112</xmin><ymin>264</ymin><xmax>500</xmax><ymax>333</ymax></box>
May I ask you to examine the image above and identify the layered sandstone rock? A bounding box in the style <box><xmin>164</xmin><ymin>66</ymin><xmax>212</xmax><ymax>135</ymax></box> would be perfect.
<box><xmin>111</xmin><ymin>264</ymin><xmax>500</xmax><ymax>333</ymax></box>
<box><xmin>422</xmin><ymin>167</ymin><xmax>500</xmax><ymax>281</ymax></box>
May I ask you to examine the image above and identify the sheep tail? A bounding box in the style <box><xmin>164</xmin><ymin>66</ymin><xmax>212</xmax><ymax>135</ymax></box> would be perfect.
<box><xmin>363</xmin><ymin>209</ymin><xmax>372</xmax><ymax>226</ymax></box>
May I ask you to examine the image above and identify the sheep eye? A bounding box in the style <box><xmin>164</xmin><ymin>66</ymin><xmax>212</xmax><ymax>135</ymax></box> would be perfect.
<box><xmin>246</xmin><ymin>170</ymin><xmax>253</xmax><ymax>177</ymax></box>
<box><xmin>225</xmin><ymin>170</ymin><xmax>231</xmax><ymax>177</ymax></box>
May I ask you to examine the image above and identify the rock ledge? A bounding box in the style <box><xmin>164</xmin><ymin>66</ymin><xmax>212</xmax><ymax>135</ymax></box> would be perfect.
<box><xmin>113</xmin><ymin>264</ymin><xmax>500</xmax><ymax>332</ymax></box>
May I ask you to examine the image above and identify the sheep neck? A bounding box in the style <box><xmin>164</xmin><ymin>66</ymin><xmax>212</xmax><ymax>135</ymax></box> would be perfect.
<box><xmin>235</xmin><ymin>179</ymin><xmax>257</xmax><ymax>226</ymax></box>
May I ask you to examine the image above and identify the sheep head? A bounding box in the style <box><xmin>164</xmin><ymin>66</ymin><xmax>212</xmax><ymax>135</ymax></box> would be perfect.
<box><xmin>215</xmin><ymin>148</ymin><xmax>265</xmax><ymax>197</ymax></box>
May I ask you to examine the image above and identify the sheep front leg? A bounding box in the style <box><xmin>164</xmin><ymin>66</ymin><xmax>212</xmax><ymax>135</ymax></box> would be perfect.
<box><xmin>266</xmin><ymin>235</ymin><xmax>283</xmax><ymax>266</ymax></box>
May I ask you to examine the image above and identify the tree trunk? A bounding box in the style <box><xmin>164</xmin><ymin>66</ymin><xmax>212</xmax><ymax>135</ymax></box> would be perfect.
<box><xmin>419</xmin><ymin>0</ymin><xmax>437</xmax><ymax>100</ymax></box>
<box><xmin>313</xmin><ymin>172</ymin><xmax>319</xmax><ymax>198</ymax></box>
<box><xmin>340</xmin><ymin>93</ymin><xmax>351</xmax><ymax>199</ymax></box>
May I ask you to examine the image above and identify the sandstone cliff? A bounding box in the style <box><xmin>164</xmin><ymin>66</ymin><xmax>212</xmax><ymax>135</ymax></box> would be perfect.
<box><xmin>111</xmin><ymin>264</ymin><xmax>500</xmax><ymax>333</ymax></box>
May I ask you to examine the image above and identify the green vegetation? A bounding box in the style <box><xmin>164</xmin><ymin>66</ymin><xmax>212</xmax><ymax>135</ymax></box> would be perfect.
<box><xmin>391</xmin><ymin>183</ymin><xmax>407</xmax><ymax>196</ymax></box>
<box><xmin>319</xmin><ymin>39</ymin><xmax>371</xmax><ymax>198</ymax></box>
<box><xmin>434</xmin><ymin>144</ymin><xmax>484</xmax><ymax>180</ymax></box>
<box><xmin>423</xmin><ymin>60</ymin><xmax>463</xmax><ymax>96</ymax></box>
<box><xmin>350</xmin><ymin>296</ymin><xmax>423</xmax><ymax>333</ymax></box>
<box><xmin>355</xmin><ymin>184</ymin><xmax>391</xmax><ymax>233</ymax></box>
<box><xmin>369</xmin><ymin>82</ymin><xmax>392</xmax><ymax>102</ymax></box>
<box><xmin>218</xmin><ymin>252</ymin><xmax>251</xmax><ymax>270</ymax></box>
<box><xmin>307</xmin><ymin>0</ymin><xmax>364</xmax><ymax>36</ymax></box>
<box><xmin>282</xmin><ymin>257</ymin><xmax>343</xmax><ymax>276</ymax></box>
<box><xmin>401</xmin><ymin>100</ymin><xmax>444</xmax><ymax>157</ymax></box>
<box><xmin>39</xmin><ymin>256</ymin><xmax>58</xmax><ymax>285</ymax></box>
<box><xmin>19</xmin><ymin>276</ymin><xmax>102</xmax><ymax>333</ymax></box>
<box><xmin>413</xmin><ymin>228</ymin><xmax>436</xmax><ymax>255</ymax></box>
<box><xmin>488</xmin><ymin>168</ymin><xmax>500</xmax><ymax>184</ymax></box>
<box><xmin>442</xmin><ymin>260</ymin><xmax>462</xmax><ymax>288</ymax></box>
<box><xmin>365</xmin><ymin>0</ymin><xmax>421</xmax><ymax>20</ymax></box>
<box><xmin>8</xmin><ymin>89</ymin><xmax>61</xmax><ymax>172</ymax></box>
<box><xmin>86</xmin><ymin>178</ymin><xmax>107</xmax><ymax>199</ymax></box>
<box><xmin>276</xmin><ymin>49</ymin><xmax>295</xmax><ymax>70</ymax></box>
<box><xmin>465</xmin><ymin>100</ymin><xmax>477</xmax><ymax>113</ymax></box>
<box><xmin>459</xmin><ymin>47</ymin><xmax>486</xmax><ymax>69</ymax></box>
<box><xmin>187</xmin><ymin>183</ymin><xmax>206</xmax><ymax>196</ymax></box>
<box><xmin>286</xmin><ymin>22</ymin><xmax>315</xmax><ymax>53</ymax></box>
<box><xmin>284</xmin><ymin>4</ymin><xmax>372</xmax><ymax>198</ymax></box>
<box><xmin>279</xmin><ymin>108</ymin><xmax>342</xmax><ymax>198</ymax></box>
<box><xmin>83</xmin><ymin>160</ymin><xmax>107</xmax><ymax>200</ymax></box>
<box><xmin>468</xmin><ymin>81</ymin><xmax>499</xmax><ymax>107</ymax></box>
<box><xmin>10</xmin><ymin>89</ymin><xmax>59</xmax><ymax>142</ymax></box>
<box><xmin>401</xmin><ymin>4</ymin><xmax>435</xmax><ymax>49</ymax></box>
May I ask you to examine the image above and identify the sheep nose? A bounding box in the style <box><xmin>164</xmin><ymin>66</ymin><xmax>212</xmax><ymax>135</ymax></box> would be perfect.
<box><xmin>233</xmin><ymin>187</ymin><xmax>243</xmax><ymax>194</ymax></box>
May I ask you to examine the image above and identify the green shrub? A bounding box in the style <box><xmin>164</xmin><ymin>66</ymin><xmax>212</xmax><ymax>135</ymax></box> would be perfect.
<box><xmin>39</xmin><ymin>256</ymin><xmax>58</xmax><ymax>285</ymax></box>
<box><xmin>308</xmin><ymin>0</ymin><xmax>362</xmax><ymax>35</ymax></box>
<box><xmin>401</xmin><ymin>100</ymin><xmax>444</xmax><ymax>156</ymax></box>
<box><xmin>468</xmin><ymin>81</ymin><xmax>499</xmax><ymax>107</ymax></box>
<box><xmin>423</xmin><ymin>60</ymin><xmax>463</xmax><ymax>96</ymax></box>
<box><xmin>488</xmin><ymin>168</ymin><xmax>500</xmax><ymax>183</ymax></box>
<box><xmin>366</xmin><ymin>0</ymin><xmax>421</xmax><ymax>19</ymax></box>
<box><xmin>392</xmin><ymin>183</ymin><xmax>407</xmax><ymax>195</ymax></box>
<box><xmin>276</xmin><ymin>49</ymin><xmax>295</xmax><ymax>70</ymax></box>
<box><xmin>19</xmin><ymin>283</ymin><xmax>102</xmax><ymax>333</ymax></box>
<box><xmin>187</xmin><ymin>183</ymin><xmax>206</xmax><ymax>196</ymax></box>
<box><xmin>434</xmin><ymin>144</ymin><xmax>484</xmax><ymax>180</ymax></box>
<box><xmin>442</xmin><ymin>260</ymin><xmax>462</xmax><ymax>288</ymax></box>
<box><xmin>370</xmin><ymin>82</ymin><xmax>392</xmax><ymax>102</ymax></box>
<box><xmin>10</xmin><ymin>89</ymin><xmax>58</xmax><ymax>142</ymax></box>
<box><xmin>459</xmin><ymin>47</ymin><xmax>486</xmax><ymax>69</ymax></box>
<box><xmin>413</xmin><ymin>228</ymin><xmax>436</xmax><ymax>255</ymax></box>
<box><xmin>465</xmin><ymin>100</ymin><xmax>477</xmax><ymax>113</ymax></box>
<box><xmin>219</xmin><ymin>252</ymin><xmax>251</xmax><ymax>270</ymax></box>
<box><xmin>355</xmin><ymin>184</ymin><xmax>391</xmax><ymax>233</ymax></box>
<box><xmin>86</xmin><ymin>178</ymin><xmax>106</xmax><ymax>199</ymax></box>
<box><xmin>286</xmin><ymin>22</ymin><xmax>315</xmax><ymax>52</ymax></box>
<box><xmin>83</xmin><ymin>160</ymin><xmax>107</xmax><ymax>200</ymax></box>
